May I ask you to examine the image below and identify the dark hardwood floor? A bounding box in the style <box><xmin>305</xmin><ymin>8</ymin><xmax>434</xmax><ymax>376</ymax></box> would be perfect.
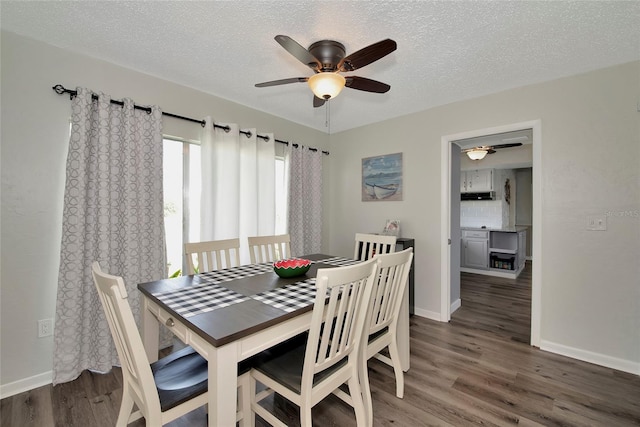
<box><xmin>3</xmin><ymin>261</ymin><xmax>640</xmax><ymax>426</ymax></box>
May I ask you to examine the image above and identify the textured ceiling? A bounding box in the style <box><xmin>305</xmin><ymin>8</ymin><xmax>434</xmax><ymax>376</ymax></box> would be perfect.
<box><xmin>2</xmin><ymin>1</ymin><xmax>639</xmax><ymax>133</ymax></box>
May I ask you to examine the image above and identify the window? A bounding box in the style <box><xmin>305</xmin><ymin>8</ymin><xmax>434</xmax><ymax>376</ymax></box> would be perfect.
<box><xmin>163</xmin><ymin>137</ymin><xmax>201</xmax><ymax>277</ymax></box>
<box><xmin>163</xmin><ymin>138</ymin><xmax>286</xmax><ymax>277</ymax></box>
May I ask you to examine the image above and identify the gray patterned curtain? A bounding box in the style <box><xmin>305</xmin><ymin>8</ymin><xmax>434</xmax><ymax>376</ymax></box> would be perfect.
<box><xmin>52</xmin><ymin>88</ymin><xmax>166</xmax><ymax>384</ymax></box>
<box><xmin>286</xmin><ymin>146</ymin><xmax>323</xmax><ymax>256</ymax></box>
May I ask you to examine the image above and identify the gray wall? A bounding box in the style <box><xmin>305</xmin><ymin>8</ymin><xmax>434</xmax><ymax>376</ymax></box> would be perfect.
<box><xmin>327</xmin><ymin>61</ymin><xmax>640</xmax><ymax>372</ymax></box>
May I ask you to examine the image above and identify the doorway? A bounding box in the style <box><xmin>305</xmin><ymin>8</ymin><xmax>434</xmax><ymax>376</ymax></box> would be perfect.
<box><xmin>440</xmin><ymin>120</ymin><xmax>542</xmax><ymax>347</ymax></box>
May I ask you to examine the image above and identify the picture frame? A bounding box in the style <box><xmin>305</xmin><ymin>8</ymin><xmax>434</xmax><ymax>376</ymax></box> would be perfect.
<box><xmin>383</xmin><ymin>219</ymin><xmax>400</xmax><ymax>236</ymax></box>
<box><xmin>362</xmin><ymin>152</ymin><xmax>403</xmax><ymax>201</ymax></box>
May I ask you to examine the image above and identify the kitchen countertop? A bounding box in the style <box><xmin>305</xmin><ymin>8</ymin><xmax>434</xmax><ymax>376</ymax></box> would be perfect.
<box><xmin>461</xmin><ymin>226</ymin><xmax>528</xmax><ymax>233</ymax></box>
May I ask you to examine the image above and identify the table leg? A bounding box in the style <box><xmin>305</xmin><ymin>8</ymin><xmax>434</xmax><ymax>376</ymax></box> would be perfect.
<box><xmin>208</xmin><ymin>343</ymin><xmax>239</xmax><ymax>426</ymax></box>
<box><xmin>398</xmin><ymin>288</ymin><xmax>410</xmax><ymax>371</ymax></box>
<box><xmin>141</xmin><ymin>297</ymin><xmax>159</xmax><ymax>363</ymax></box>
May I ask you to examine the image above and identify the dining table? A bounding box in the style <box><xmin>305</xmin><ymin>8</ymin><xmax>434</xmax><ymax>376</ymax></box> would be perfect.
<box><xmin>138</xmin><ymin>253</ymin><xmax>410</xmax><ymax>426</ymax></box>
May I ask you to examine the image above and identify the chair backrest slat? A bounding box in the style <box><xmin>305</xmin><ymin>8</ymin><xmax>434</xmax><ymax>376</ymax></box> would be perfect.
<box><xmin>184</xmin><ymin>238</ymin><xmax>241</xmax><ymax>274</ymax></box>
<box><xmin>354</xmin><ymin>233</ymin><xmax>397</xmax><ymax>261</ymax></box>
<box><xmin>248</xmin><ymin>234</ymin><xmax>291</xmax><ymax>263</ymax></box>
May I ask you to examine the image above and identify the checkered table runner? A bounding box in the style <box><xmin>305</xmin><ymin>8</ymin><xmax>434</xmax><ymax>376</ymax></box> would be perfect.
<box><xmin>315</xmin><ymin>256</ymin><xmax>362</xmax><ymax>267</ymax></box>
<box><xmin>154</xmin><ymin>263</ymin><xmax>273</xmax><ymax>318</ymax></box>
<box><xmin>155</xmin><ymin>283</ymin><xmax>250</xmax><ymax>318</ymax></box>
<box><xmin>198</xmin><ymin>263</ymin><xmax>272</xmax><ymax>283</ymax></box>
<box><xmin>252</xmin><ymin>279</ymin><xmax>320</xmax><ymax>313</ymax></box>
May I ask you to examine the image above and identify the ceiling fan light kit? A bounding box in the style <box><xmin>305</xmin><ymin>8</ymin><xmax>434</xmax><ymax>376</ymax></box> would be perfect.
<box><xmin>467</xmin><ymin>149</ymin><xmax>489</xmax><ymax>160</ymax></box>
<box><xmin>308</xmin><ymin>73</ymin><xmax>346</xmax><ymax>100</ymax></box>
<box><xmin>255</xmin><ymin>35</ymin><xmax>397</xmax><ymax>107</ymax></box>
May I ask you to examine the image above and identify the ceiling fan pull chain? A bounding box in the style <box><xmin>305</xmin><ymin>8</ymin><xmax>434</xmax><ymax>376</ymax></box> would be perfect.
<box><xmin>325</xmin><ymin>100</ymin><xmax>331</xmax><ymax>134</ymax></box>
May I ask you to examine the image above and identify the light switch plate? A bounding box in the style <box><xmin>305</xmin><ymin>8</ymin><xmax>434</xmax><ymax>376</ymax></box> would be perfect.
<box><xmin>587</xmin><ymin>215</ymin><xmax>607</xmax><ymax>231</ymax></box>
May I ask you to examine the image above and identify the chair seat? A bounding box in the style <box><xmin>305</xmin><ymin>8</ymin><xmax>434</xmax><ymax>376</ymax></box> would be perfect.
<box><xmin>152</xmin><ymin>347</ymin><xmax>208</xmax><ymax>412</ymax></box>
<box><xmin>252</xmin><ymin>333</ymin><xmax>347</xmax><ymax>395</ymax></box>
<box><xmin>152</xmin><ymin>346</ymin><xmax>255</xmax><ymax>412</ymax></box>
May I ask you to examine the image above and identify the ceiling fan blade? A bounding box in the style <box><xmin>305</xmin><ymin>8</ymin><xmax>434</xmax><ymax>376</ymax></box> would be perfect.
<box><xmin>487</xmin><ymin>149</ymin><xmax>497</xmax><ymax>154</ymax></box>
<box><xmin>338</xmin><ymin>39</ymin><xmax>397</xmax><ymax>72</ymax></box>
<box><xmin>313</xmin><ymin>96</ymin><xmax>326</xmax><ymax>108</ymax></box>
<box><xmin>490</xmin><ymin>143</ymin><xmax>523</xmax><ymax>150</ymax></box>
<box><xmin>345</xmin><ymin>76</ymin><xmax>390</xmax><ymax>93</ymax></box>
<box><xmin>274</xmin><ymin>35</ymin><xmax>321</xmax><ymax>70</ymax></box>
<box><xmin>255</xmin><ymin>77</ymin><xmax>308</xmax><ymax>87</ymax></box>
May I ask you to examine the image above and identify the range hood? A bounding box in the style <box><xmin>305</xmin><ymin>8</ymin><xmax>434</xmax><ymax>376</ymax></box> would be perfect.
<box><xmin>461</xmin><ymin>191</ymin><xmax>495</xmax><ymax>201</ymax></box>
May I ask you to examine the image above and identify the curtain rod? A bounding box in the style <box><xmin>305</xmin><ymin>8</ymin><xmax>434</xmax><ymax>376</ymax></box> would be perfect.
<box><xmin>52</xmin><ymin>84</ymin><xmax>329</xmax><ymax>155</ymax></box>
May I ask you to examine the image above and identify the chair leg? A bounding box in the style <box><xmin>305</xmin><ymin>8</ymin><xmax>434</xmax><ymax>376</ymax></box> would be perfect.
<box><xmin>359</xmin><ymin>358</ymin><xmax>373</xmax><ymax>426</ymax></box>
<box><xmin>388</xmin><ymin>340</ymin><xmax>405</xmax><ymax>398</ymax></box>
<box><xmin>347</xmin><ymin>374</ymin><xmax>371</xmax><ymax>427</ymax></box>
<box><xmin>249</xmin><ymin>373</ymin><xmax>259</xmax><ymax>427</ymax></box>
<box><xmin>116</xmin><ymin>387</ymin><xmax>135</xmax><ymax>427</ymax></box>
<box><xmin>300</xmin><ymin>405</ymin><xmax>313</xmax><ymax>427</ymax></box>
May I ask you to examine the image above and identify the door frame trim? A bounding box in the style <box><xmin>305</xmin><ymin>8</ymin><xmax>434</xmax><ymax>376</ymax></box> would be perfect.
<box><xmin>440</xmin><ymin>119</ymin><xmax>542</xmax><ymax>347</ymax></box>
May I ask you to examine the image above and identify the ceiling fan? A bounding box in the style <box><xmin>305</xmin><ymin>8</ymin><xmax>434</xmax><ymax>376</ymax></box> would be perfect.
<box><xmin>255</xmin><ymin>35</ymin><xmax>397</xmax><ymax>107</ymax></box>
<box><xmin>462</xmin><ymin>143</ymin><xmax>523</xmax><ymax>160</ymax></box>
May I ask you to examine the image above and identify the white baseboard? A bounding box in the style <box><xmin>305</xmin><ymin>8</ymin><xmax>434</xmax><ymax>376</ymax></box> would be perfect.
<box><xmin>413</xmin><ymin>307</ymin><xmax>441</xmax><ymax>321</ymax></box>
<box><xmin>540</xmin><ymin>340</ymin><xmax>640</xmax><ymax>375</ymax></box>
<box><xmin>0</xmin><ymin>370</ymin><xmax>52</xmax><ymax>399</ymax></box>
<box><xmin>450</xmin><ymin>299</ymin><xmax>461</xmax><ymax>314</ymax></box>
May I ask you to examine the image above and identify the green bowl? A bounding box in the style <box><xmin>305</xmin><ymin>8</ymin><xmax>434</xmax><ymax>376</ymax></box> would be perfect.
<box><xmin>273</xmin><ymin>259</ymin><xmax>311</xmax><ymax>278</ymax></box>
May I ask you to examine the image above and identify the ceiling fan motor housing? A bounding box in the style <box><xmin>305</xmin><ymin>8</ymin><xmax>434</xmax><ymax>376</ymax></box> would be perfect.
<box><xmin>308</xmin><ymin>40</ymin><xmax>345</xmax><ymax>71</ymax></box>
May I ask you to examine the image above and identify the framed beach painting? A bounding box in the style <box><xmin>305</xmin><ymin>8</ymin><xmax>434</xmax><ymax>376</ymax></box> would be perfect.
<box><xmin>362</xmin><ymin>152</ymin><xmax>403</xmax><ymax>201</ymax></box>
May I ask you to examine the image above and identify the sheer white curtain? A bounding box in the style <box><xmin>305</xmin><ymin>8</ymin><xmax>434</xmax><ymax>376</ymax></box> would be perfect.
<box><xmin>200</xmin><ymin>119</ymin><xmax>275</xmax><ymax>264</ymax></box>
<box><xmin>53</xmin><ymin>88</ymin><xmax>166</xmax><ymax>384</ymax></box>
<box><xmin>286</xmin><ymin>145</ymin><xmax>323</xmax><ymax>256</ymax></box>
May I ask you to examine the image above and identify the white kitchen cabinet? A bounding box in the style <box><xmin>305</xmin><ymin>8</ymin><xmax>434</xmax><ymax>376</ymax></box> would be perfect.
<box><xmin>462</xmin><ymin>228</ymin><xmax>527</xmax><ymax>278</ymax></box>
<box><xmin>461</xmin><ymin>169</ymin><xmax>493</xmax><ymax>193</ymax></box>
<box><xmin>461</xmin><ymin>230</ymin><xmax>489</xmax><ymax>269</ymax></box>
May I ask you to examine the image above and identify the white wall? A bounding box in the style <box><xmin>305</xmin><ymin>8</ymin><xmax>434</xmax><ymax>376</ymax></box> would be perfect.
<box><xmin>328</xmin><ymin>61</ymin><xmax>640</xmax><ymax>372</ymax></box>
<box><xmin>0</xmin><ymin>31</ymin><xmax>330</xmax><ymax>394</ymax></box>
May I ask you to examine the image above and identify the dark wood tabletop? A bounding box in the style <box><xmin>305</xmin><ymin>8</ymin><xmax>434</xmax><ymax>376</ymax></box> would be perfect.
<box><xmin>138</xmin><ymin>254</ymin><xmax>338</xmax><ymax>348</ymax></box>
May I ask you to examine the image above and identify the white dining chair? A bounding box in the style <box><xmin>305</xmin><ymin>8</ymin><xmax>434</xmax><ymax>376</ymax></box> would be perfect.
<box><xmin>247</xmin><ymin>234</ymin><xmax>291</xmax><ymax>263</ymax></box>
<box><xmin>184</xmin><ymin>238</ymin><xmax>241</xmax><ymax>275</ymax></box>
<box><xmin>331</xmin><ymin>248</ymin><xmax>413</xmax><ymax>422</ymax></box>
<box><xmin>354</xmin><ymin>232</ymin><xmax>397</xmax><ymax>261</ymax></box>
<box><xmin>91</xmin><ymin>262</ymin><xmax>252</xmax><ymax>426</ymax></box>
<box><xmin>249</xmin><ymin>258</ymin><xmax>378</xmax><ymax>427</ymax></box>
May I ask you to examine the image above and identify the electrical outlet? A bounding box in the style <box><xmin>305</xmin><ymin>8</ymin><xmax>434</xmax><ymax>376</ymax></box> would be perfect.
<box><xmin>587</xmin><ymin>215</ymin><xmax>607</xmax><ymax>231</ymax></box>
<box><xmin>38</xmin><ymin>318</ymin><xmax>53</xmax><ymax>337</ymax></box>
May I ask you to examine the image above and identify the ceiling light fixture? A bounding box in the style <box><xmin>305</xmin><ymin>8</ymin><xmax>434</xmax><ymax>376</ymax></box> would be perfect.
<box><xmin>307</xmin><ymin>72</ymin><xmax>346</xmax><ymax>100</ymax></box>
<box><xmin>466</xmin><ymin>149</ymin><xmax>488</xmax><ymax>160</ymax></box>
